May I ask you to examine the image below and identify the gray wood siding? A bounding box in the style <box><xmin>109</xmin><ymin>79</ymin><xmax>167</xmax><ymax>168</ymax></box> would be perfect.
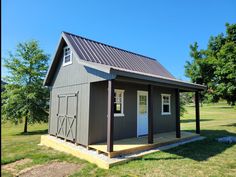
<box><xmin>153</xmin><ymin>87</ymin><xmax>176</xmax><ymax>133</ymax></box>
<box><xmin>48</xmin><ymin>41</ymin><xmax>177</xmax><ymax>146</ymax></box>
<box><xmin>49</xmin><ymin>84</ymin><xmax>90</xmax><ymax>145</ymax></box>
<box><xmin>51</xmin><ymin>51</ymin><xmax>113</xmax><ymax>88</ymax></box>
<box><xmin>88</xmin><ymin>81</ymin><xmax>176</xmax><ymax>144</ymax></box>
<box><xmin>48</xmin><ymin>44</ymin><xmax>112</xmax><ymax>146</ymax></box>
<box><xmin>89</xmin><ymin>81</ymin><xmax>107</xmax><ymax>144</ymax></box>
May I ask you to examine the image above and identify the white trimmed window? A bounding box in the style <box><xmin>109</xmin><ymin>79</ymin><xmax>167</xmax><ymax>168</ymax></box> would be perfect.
<box><xmin>161</xmin><ymin>94</ymin><xmax>171</xmax><ymax>115</ymax></box>
<box><xmin>63</xmin><ymin>46</ymin><xmax>72</xmax><ymax>66</ymax></box>
<box><xmin>114</xmin><ymin>89</ymin><xmax>124</xmax><ymax>117</ymax></box>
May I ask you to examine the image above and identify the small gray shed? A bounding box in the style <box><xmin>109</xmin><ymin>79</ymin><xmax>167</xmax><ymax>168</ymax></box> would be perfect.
<box><xmin>44</xmin><ymin>32</ymin><xmax>206</xmax><ymax>152</ymax></box>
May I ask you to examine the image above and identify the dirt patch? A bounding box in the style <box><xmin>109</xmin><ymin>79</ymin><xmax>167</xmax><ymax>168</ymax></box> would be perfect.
<box><xmin>17</xmin><ymin>161</ymin><xmax>82</xmax><ymax>177</ymax></box>
<box><xmin>2</xmin><ymin>158</ymin><xmax>32</xmax><ymax>175</ymax></box>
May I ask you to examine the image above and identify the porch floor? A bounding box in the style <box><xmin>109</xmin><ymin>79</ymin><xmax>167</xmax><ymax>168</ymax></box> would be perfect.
<box><xmin>89</xmin><ymin>131</ymin><xmax>199</xmax><ymax>157</ymax></box>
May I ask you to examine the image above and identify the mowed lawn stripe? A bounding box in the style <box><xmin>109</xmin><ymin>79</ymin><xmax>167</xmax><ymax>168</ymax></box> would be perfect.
<box><xmin>1</xmin><ymin>102</ymin><xmax>236</xmax><ymax>177</ymax></box>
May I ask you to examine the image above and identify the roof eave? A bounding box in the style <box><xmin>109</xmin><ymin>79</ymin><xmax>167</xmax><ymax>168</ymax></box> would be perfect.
<box><xmin>44</xmin><ymin>31</ymin><xmax>206</xmax><ymax>92</ymax></box>
<box><xmin>44</xmin><ymin>32</ymin><xmax>117</xmax><ymax>86</ymax></box>
<box><xmin>43</xmin><ymin>35</ymin><xmax>64</xmax><ymax>86</ymax></box>
<box><xmin>110</xmin><ymin>68</ymin><xmax>206</xmax><ymax>91</ymax></box>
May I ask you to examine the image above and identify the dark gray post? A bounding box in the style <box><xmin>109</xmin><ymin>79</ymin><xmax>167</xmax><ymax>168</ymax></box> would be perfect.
<box><xmin>195</xmin><ymin>91</ymin><xmax>200</xmax><ymax>134</ymax></box>
<box><xmin>148</xmin><ymin>85</ymin><xmax>154</xmax><ymax>144</ymax></box>
<box><xmin>175</xmin><ymin>89</ymin><xmax>181</xmax><ymax>138</ymax></box>
<box><xmin>107</xmin><ymin>80</ymin><xmax>114</xmax><ymax>152</ymax></box>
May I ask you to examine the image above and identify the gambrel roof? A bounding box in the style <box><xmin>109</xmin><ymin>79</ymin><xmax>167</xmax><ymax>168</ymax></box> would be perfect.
<box><xmin>44</xmin><ymin>32</ymin><xmax>206</xmax><ymax>91</ymax></box>
<box><xmin>63</xmin><ymin>32</ymin><xmax>174</xmax><ymax>80</ymax></box>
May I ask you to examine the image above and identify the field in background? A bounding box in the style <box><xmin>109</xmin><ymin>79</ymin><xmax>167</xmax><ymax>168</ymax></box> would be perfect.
<box><xmin>1</xmin><ymin>102</ymin><xmax>236</xmax><ymax>177</ymax></box>
<box><xmin>182</xmin><ymin>102</ymin><xmax>236</xmax><ymax>131</ymax></box>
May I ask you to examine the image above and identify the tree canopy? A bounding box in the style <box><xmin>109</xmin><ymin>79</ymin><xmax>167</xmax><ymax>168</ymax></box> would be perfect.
<box><xmin>185</xmin><ymin>23</ymin><xmax>236</xmax><ymax>105</ymax></box>
<box><xmin>2</xmin><ymin>40</ymin><xmax>49</xmax><ymax>132</ymax></box>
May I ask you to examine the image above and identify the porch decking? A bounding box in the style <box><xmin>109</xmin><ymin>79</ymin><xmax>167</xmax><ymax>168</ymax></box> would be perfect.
<box><xmin>89</xmin><ymin>131</ymin><xmax>199</xmax><ymax>158</ymax></box>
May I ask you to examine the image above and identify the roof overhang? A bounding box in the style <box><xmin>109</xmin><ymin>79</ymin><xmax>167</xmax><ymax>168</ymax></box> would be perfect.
<box><xmin>72</xmin><ymin>59</ymin><xmax>206</xmax><ymax>91</ymax></box>
<box><xmin>44</xmin><ymin>32</ymin><xmax>113</xmax><ymax>86</ymax></box>
<box><xmin>44</xmin><ymin>32</ymin><xmax>206</xmax><ymax>91</ymax></box>
<box><xmin>44</xmin><ymin>35</ymin><xmax>64</xmax><ymax>86</ymax></box>
<box><xmin>109</xmin><ymin>68</ymin><xmax>206</xmax><ymax>91</ymax></box>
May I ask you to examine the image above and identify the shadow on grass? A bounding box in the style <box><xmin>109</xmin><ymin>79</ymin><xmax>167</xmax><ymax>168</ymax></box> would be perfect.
<box><xmin>16</xmin><ymin>129</ymin><xmax>48</xmax><ymax>136</ymax></box>
<box><xmin>181</xmin><ymin>119</ymin><xmax>213</xmax><ymax>123</ymax></box>
<box><xmin>135</xmin><ymin>130</ymin><xmax>235</xmax><ymax>162</ymax></box>
<box><xmin>186</xmin><ymin>105</ymin><xmax>233</xmax><ymax>109</ymax></box>
<box><xmin>214</xmin><ymin>106</ymin><xmax>234</xmax><ymax>109</ymax></box>
<box><xmin>140</xmin><ymin>157</ymin><xmax>184</xmax><ymax>161</ymax></box>
<box><xmin>185</xmin><ymin>105</ymin><xmax>195</xmax><ymax>107</ymax></box>
<box><xmin>166</xmin><ymin>130</ymin><xmax>236</xmax><ymax>161</ymax></box>
<box><xmin>222</xmin><ymin>123</ymin><xmax>236</xmax><ymax>127</ymax></box>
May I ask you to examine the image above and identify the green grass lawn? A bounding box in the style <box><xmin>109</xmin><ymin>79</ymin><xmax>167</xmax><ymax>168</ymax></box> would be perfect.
<box><xmin>1</xmin><ymin>102</ymin><xmax>236</xmax><ymax>177</ymax></box>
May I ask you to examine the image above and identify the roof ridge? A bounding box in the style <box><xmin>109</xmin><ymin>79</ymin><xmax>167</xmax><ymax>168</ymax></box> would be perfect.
<box><xmin>62</xmin><ymin>31</ymin><xmax>157</xmax><ymax>61</ymax></box>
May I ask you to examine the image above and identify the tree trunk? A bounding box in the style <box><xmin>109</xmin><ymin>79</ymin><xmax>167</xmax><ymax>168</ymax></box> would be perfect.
<box><xmin>24</xmin><ymin>116</ymin><xmax>28</xmax><ymax>133</ymax></box>
<box><xmin>200</xmin><ymin>96</ymin><xmax>203</xmax><ymax>107</ymax></box>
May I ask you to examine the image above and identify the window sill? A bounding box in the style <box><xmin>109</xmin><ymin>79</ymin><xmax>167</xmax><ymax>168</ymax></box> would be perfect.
<box><xmin>63</xmin><ymin>62</ymin><xmax>72</xmax><ymax>67</ymax></box>
<box><xmin>114</xmin><ymin>113</ymin><xmax>125</xmax><ymax>117</ymax></box>
<box><xmin>161</xmin><ymin>113</ymin><xmax>171</xmax><ymax>116</ymax></box>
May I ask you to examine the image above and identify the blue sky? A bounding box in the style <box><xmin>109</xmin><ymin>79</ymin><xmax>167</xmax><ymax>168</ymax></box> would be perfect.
<box><xmin>2</xmin><ymin>0</ymin><xmax>236</xmax><ymax>80</ymax></box>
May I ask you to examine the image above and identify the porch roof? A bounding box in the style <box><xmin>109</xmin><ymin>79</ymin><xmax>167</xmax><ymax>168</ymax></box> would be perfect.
<box><xmin>74</xmin><ymin>59</ymin><xmax>206</xmax><ymax>91</ymax></box>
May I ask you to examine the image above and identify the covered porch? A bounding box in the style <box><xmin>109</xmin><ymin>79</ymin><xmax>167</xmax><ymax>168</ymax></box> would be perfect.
<box><xmin>105</xmin><ymin>76</ymin><xmax>204</xmax><ymax>156</ymax></box>
<box><xmin>89</xmin><ymin>131</ymin><xmax>199</xmax><ymax>158</ymax></box>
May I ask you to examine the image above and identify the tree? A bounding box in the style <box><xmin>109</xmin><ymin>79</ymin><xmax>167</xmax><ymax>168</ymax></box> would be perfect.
<box><xmin>2</xmin><ymin>40</ymin><xmax>49</xmax><ymax>132</ymax></box>
<box><xmin>185</xmin><ymin>23</ymin><xmax>236</xmax><ymax>105</ymax></box>
<box><xmin>180</xmin><ymin>93</ymin><xmax>188</xmax><ymax>117</ymax></box>
<box><xmin>1</xmin><ymin>80</ymin><xmax>7</xmax><ymax>92</ymax></box>
<box><xmin>180</xmin><ymin>92</ymin><xmax>194</xmax><ymax>105</ymax></box>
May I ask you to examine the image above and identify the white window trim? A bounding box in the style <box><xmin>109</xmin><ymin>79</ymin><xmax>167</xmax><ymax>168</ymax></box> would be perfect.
<box><xmin>114</xmin><ymin>89</ymin><xmax>125</xmax><ymax>117</ymax></box>
<box><xmin>161</xmin><ymin>94</ymin><xmax>171</xmax><ymax>115</ymax></box>
<box><xmin>63</xmin><ymin>46</ymin><xmax>72</xmax><ymax>66</ymax></box>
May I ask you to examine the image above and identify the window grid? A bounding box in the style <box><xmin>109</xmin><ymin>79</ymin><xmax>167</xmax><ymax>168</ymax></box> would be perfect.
<box><xmin>161</xmin><ymin>94</ymin><xmax>171</xmax><ymax>115</ymax></box>
<box><xmin>63</xmin><ymin>46</ymin><xmax>72</xmax><ymax>66</ymax></box>
<box><xmin>139</xmin><ymin>95</ymin><xmax>147</xmax><ymax>114</ymax></box>
<box><xmin>114</xmin><ymin>89</ymin><xmax>124</xmax><ymax>117</ymax></box>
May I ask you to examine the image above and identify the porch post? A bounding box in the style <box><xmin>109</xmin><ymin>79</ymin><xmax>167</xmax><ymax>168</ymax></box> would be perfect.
<box><xmin>195</xmin><ymin>91</ymin><xmax>200</xmax><ymax>134</ymax></box>
<box><xmin>107</xmin><ymin>79</ymin><xmax>114</xmax><ymax>152</ymax></box>
<box><xmin>148</xmin><ymin>85</ymin><xmax>154</xmax><ymax>144</ymax></box>
<box><xmin>175</xmin><ymin>89</ymin><xmax>181</xmax><ymax>138</ymax></box>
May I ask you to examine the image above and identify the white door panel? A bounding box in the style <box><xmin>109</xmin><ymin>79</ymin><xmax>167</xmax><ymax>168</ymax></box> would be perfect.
<box><xmin>137</xmin><ymin>91</ymin><xmax>148</xmax><ymax>137</ymax></box>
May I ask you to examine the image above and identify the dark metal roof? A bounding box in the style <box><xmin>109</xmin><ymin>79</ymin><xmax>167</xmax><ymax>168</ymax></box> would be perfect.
<box><xmin>44</xmin><ymin>32</ymin><xmax>206</xmax><ymax>91</ymax></box>
<box><xmin>63</xmin><ymin>32</ymin><xmax>175</xmax><ymax>79</ymax></box>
